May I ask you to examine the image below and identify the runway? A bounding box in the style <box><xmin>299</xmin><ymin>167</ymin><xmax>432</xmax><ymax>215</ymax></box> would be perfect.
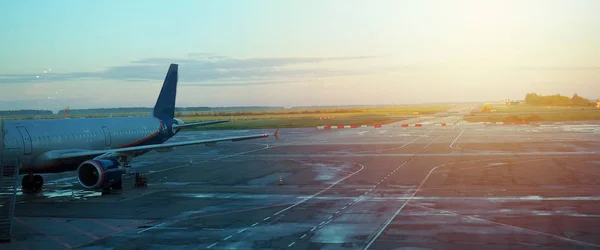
<box><xmin>5</xmin><ymin>114</ymin><xmax>600</xmax><ymax>250</ymax></box>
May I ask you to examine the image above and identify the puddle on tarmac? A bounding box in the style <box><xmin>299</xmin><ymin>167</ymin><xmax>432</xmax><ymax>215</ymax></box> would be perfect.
<box><xmin>16</xmin><ymin>188</ymin><xmax>102</xmax><ymax>200</ymax></box>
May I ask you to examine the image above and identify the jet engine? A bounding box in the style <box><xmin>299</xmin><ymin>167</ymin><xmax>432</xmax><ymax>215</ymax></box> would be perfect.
<box><xmin>77</xmin><ymin>159</ymin><xmax>124</xmax><ymax>189</ymax></box>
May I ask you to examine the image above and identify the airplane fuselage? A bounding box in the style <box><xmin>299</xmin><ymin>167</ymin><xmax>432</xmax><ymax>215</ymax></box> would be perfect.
<box><xmin>0</xmin><ymin>64</ymin><xmax>268</xmax><ymax>192</ymax></box>
<box><xmin>0</xmin><ymin>116</ymin><xmax>173</xmax><ymax>174</ymax></box>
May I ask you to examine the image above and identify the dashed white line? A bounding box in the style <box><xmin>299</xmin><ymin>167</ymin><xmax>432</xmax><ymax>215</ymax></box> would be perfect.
<box><xmin>310</xmin><ymin>227</ymin><xmax>316</xmax><ymax>232</ymax></box>
<box><xmin>251</xmin><ymin>222</ymin><xmax>258</xmax><ymax>227</ymax></box>
<box><xmin>325</xmin><ymin>219</ymin><xmax>332</xmax><ymax>224</ymax></box>
<box><xmin>224</xmin><ymin>235</ymin><xmax>232</xmax><ymax>240</ymax></box>
<box><xmin>319</xmin><ymin>221</ymin><xmax>325</xmax><ymax>226</ymax></box>
<box><xmin>206</xmin><ymin>242</ymin><xmax>217</xmax><ymax>249</ymax></box>
<box><xmin>300</xmin><ymin>234</ymin><xmax>307</xmax><ymax>239</ymax></box>
<box><xmin>335</xmin><ymin>211</ymin><xmax>340</xmax><ymax>214</ymax></box>
<box><xmin>342</xmin><ymin>206</ymin><xmax>348</xmax><ymax>209</ymax></box>
<box><xmin>328</xmin><ymin>215</ymin><xmax>333</xmax><ymax>220</ymax></box>
<box><xmin>273</xmin><ymin>163</ymin><xmax>366</xmax><ymax>216</ymax></box>
<box><xmin>263</xmin><ymin>216</ymin><xmax>271</xmax><ymax>221</ymax></box>
<box><xmin>288</xmin><ymin>242</ymin><xmax>296</xmax><ymax>247</ymax></box>
<box><xmin>238</xmin><ymin>228</ymin><xmax>247</xmax><ymax>233</ymax></box>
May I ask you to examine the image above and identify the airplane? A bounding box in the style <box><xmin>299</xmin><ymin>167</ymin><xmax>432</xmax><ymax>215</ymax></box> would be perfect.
<box><xmin>0</xmin><ymin>63</ymin><xmax>274</xmax><ymax>192</ymax></box>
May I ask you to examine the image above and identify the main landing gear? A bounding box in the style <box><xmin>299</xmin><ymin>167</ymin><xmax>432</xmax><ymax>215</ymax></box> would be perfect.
<box><xmin>21</xmin><ymin>174</ymin><xmax>43</xmax><ymax>192</ymax></box>
<box><xmin>101</xmin><ymin>179</ymin><xmax>123</xmax><ymax>195</ymax></box>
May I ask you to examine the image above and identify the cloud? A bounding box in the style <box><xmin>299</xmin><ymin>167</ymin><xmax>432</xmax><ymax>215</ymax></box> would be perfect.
<box><xmin>0</xmin><ymin>54</ymin><xmax>381</xmax><ymax>85</ymax></box>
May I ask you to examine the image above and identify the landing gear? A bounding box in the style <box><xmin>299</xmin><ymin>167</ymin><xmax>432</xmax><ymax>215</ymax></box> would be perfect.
<box><xmin>21</xmin><ymin>174</ymin><xmax>43</xmax><ymax>192</ymax></box>
<box><xmin>112</xmin><ymin>179</ymin><xmax>123</xmax><ymax>190</ymax></box>
<box><xmin>101</xmin><ymin>179</ymin><xmax>123</xmax><ymax>195</ymax></box>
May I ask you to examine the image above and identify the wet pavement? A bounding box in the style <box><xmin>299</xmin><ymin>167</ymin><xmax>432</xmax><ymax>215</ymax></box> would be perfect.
<box><xmin>4</xmin><ymin>115</ymin><xmax>600</xmax><ymax>249</ymax></box>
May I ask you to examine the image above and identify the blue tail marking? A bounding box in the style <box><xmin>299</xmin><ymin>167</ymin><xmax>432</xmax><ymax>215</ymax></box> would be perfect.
<box><xmin>153</xmin><ymin>64</ymin><xmax>178</xmax><ymax>120</ymax></box>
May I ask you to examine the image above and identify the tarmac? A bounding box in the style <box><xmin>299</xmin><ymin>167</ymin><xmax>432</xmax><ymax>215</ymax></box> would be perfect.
<box><xmin>4</xmin><ymin>110</ymin><xmax>600</xmax><ymax>250</ymax></box>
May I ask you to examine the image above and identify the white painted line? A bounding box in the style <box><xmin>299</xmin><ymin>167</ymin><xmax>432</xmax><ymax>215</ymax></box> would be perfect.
<box><xmin>325</xmin><ymin>219</ymin><xmax>332</xmax><ymax>224</ymax></box>
<box><xmin>342</xmin><ymin>206</ymin><xmax>348</xmax><ymax>209</ymax></box>
<box><xmin>363</xmin><ymin>157</ymin><xmax>513</xmax><ymax>250</ymax></box>
<box><xmin>310</xmin><ymin>226</ymin><xmax>316</xmax><ymax>232</ymax></box>
<box><xmin>137</xmin><ymin>222</ymin><xmax>166</xmax><ymax>233</ymax></box>
<box><xmin>251</xmin><ymin>222</ymin><xmax>258</xmax><ymax>227</ymax></box>
<box><xmin>224</xmin><ymin>235</ymin><xmax>232</xmax><ymax>240</ymax></box>
<box><xmin>206</xmin><ymin>242</ymin><xmax>218</xmax><ymax>249</ymax></box>
<box><xmin>319</xmin><ymin>221</ymin><xmax>325</xmax><ymax>226</ymax></box>
<box><xmin>423</xmin><ymin>133</ymin><xmax>443</xmax><ymax>149</ymax></box>
<box><xmin>410</xmin><ymin>203</ymin><xmax>600</xmax><ymax>248</ymax></box>
<box><xmin>273</xmin><ymin>164</ymin><xmax>366</xmax><ymax>216</ymax></box>
<box><xmin>147</xmin><ymin>144</ymin><xmax>275</xmax><ymax>175</ymax></box>
<box><xmin>238</xmin><ymin>228</ymin><xmax>247</xmax><ymax>233</ymax></box>
<box><xmin>263</xmin><ymin>216</ymin><xmax>271</xmax><ymax>221</ymax></box>
<box><xmin>300</xmin><ymin>234</ymin><xmax>307</xmax><ymax>239</ymax></box>
<box><xmin>449</xmin><ymin>129</ymin><xmax>465</xmax><ymax>149</ymax></box>
<box><xmin>328</xmin><ymin>215</ymin><xmax>333</xmax><ymax>220</ymax></box>
<box><xmin>335</xmin><ymin>211</ymin><xmax>340</xmax><ymax>214</ymax></box>
<box><xmin>288</xmin><ymin>242</ymin><xmax>296</xmax><ymax>247</ymax></box>
<box><xmin>150</xmin><ymin>227</ymin><xmax>187</xmax><ymax>230</ymax></box>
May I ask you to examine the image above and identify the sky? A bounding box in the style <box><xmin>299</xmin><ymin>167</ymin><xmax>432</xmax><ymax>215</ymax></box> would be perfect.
<box><xmin>0</xmin><ymin>0</ymin><xmax>599</xmax><ymax>111</ymax></box>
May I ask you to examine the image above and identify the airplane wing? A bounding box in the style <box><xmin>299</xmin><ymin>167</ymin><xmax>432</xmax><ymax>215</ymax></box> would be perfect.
<box><xmin>53</xmin><ymin>133</ymin><xmax>269</xmax><ymax>161</ymax></box>
<box><xmin>173</xmin><ymin>120</ymin><xmax>228</xmax><ymax>129</ymax></box>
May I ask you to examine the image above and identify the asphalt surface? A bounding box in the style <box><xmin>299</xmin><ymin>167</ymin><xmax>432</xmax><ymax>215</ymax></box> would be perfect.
<box><xmin>4</xmin><ymin>112</ymin><xmax>600</xmax><ymax>250</ymax></box>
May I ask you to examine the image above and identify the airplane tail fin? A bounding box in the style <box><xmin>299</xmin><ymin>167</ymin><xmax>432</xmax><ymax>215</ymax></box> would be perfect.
<box><xmin>153</xmin><ymin>64</ymin><xmax>178</xmax><ymax>120</ymax></box>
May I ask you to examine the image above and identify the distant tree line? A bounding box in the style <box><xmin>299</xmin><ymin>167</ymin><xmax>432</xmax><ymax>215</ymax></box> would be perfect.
<box><xmin>525</xmin><ymin>93</ymin><xmax>596</xmax><ymax>107</ymax></box>
<box><xmin>0</xmin><ymin>106</ymin><xmax>286</xmax><ymax>117</ymax></box>
<box><xmin>0</xmin><ymin>109</ymin><xmax>53</xmax><ymax>116</ymax></box>
<box><xmin>53</xmin><ymin>106</ymin><xmax>284</xmax><ymax>116</ymax></box>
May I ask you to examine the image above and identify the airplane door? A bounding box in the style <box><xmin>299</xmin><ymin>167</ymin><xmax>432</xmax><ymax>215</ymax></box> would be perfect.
<box><xmin>16</xmin><ymin>126</ymin><xmax>32</xmax><ymax>155</ymax></box>
<box><xmin>101</xmin><ymin>126</ymin><xmax>111</xmax><ymax>147</ymax></box>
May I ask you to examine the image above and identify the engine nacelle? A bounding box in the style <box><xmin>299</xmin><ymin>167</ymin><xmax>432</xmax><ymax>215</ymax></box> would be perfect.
<box><xmin>77</xmin><ymin>159</ymin><xmax>124</xmax><ymax>189</ymax></box>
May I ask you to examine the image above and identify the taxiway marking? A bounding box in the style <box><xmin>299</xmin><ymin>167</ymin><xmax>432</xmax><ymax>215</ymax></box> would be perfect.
<box><xmin>204</xmin><ymin>161</ymin><xmax>365</xmax><ymax>248</ymax></box>
<box><xmin>449</xmin><ymin>129</ymin><xmax>465</xmax><ymax>149</ymax></box>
